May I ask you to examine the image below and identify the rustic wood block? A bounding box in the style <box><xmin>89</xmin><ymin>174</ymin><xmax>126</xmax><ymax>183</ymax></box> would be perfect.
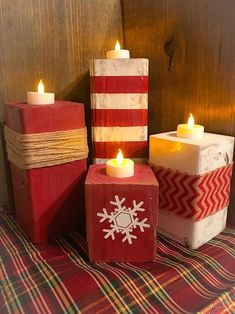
<box><xmin>149</xmin><ymin>131</ymin><xmax>234</xmax><ymax>249</ymax></box>
<box><xmin>85</xmin><ymin>164</ymin><xmax>158</xmax><ymax>262</ymax></box>
<box><xmin>5</xmin><ymin>101</ymin><xmax>87</xmax><ymax>243</ymax></box>
<box><xmin>90</xmin><ymin>58</ymin><xmax>149</xmax><ymax>164</ymax></box>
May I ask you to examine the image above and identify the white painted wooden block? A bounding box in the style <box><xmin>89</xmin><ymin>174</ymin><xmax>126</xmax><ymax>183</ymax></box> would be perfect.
<box><xmin>158</xmin><ymin>207</ymin><xmax>228</xmax><ymax>249</ymax></box>
<box><xmin>149</xmin><ymin>131</ymin><xmax>234</xmax><ymax>249</ymax></box>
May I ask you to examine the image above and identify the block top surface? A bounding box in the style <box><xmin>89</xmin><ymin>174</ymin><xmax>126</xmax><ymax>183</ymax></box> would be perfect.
<box><xmin>85</xmin><ymin>164</ymin><xmax>158</xmax><ymax>186</ymax></box>
<box><xmin>90</xmin><ymin>58</ymin><xmax>148</xmax><ymax>63</ymax></box>
<box><xmin>5</xmin><ymin>100</ymin><xmax>85</xmax><ymax>133</ymax></box>
<box><xmin>6</xmin><ymin>100</ymin><xmax>84</xmax><ymax>111</ymax></box>
<box><xmin>150</xmin><ymin>131</ymin><xmax>234</xmax><ymax>147</ymax></box>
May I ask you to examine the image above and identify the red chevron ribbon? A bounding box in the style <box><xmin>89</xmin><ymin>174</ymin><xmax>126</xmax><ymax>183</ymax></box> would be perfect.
<box><xmin>153</xmin><ymin>164</ymin><xmax>233</xmax><ymax>221</ymax></box>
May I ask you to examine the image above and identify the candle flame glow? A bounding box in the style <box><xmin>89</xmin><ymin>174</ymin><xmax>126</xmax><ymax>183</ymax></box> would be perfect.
<box><xmin>188</xmin><ymin>113</ymin><xmax>194</xmax><ymax>129</ymax></box>
<box><xmin>38</xmin><ymin>80</ymin><xmax>44</xmax><ymax>94</ymax></box>
<box><xmin>115</xmin><ymin>40</ymin><xmax>121</xmax><ymax>51</ymax></box>
<box><xmin>116</xmin><ymin>149</ymin><xmax>123</xmax><ymax>165</ymax></box>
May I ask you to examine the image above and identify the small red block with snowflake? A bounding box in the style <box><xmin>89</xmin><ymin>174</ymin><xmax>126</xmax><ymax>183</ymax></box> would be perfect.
<box><xmin>85</xmin><ymin>164</ymin><xmax>158</xmax><ymax>262</ymax></box>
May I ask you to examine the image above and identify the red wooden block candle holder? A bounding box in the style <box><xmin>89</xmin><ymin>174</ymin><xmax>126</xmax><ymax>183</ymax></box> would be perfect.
<box><xmin>85</xmin><ymin>164</ymin><xmax>158</xmax><ymax>263</ymax></box>
<box><xmin>5</xmin><ymin>101</ymin><xmax>87</xmax><ymax>243</ymax></box>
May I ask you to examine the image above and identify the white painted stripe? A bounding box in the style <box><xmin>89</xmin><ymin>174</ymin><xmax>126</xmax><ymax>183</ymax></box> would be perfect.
<box><xmin>91</xmin><ymin>93</ymin><xmax>148</xmax><ymax>109</ymax></box>
<box><xmin>89</xmin><ymin>59</ymin><xmax>148</xmax><ymax>76</ymax></box>
<box><xmin>92</xmin><ymin>126</ymin><xmax>148</xmax><ymax>142</ymax></box>
<box><xmin>93</xmin><ymin>158</ymin><xmax>148</xmax><ymax>164</ymax></box>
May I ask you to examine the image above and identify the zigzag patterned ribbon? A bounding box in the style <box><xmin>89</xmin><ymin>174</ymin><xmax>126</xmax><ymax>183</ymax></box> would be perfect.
<box><xmin>153</xmin><ymin>164</ymin><xmax>233</xmax><ymax>221</ymax></box>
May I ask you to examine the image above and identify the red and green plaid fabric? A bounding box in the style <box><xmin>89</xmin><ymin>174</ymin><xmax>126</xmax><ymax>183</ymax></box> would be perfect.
<box><xmin>0</xmin><ymin>211</ymin><xmax>234</xmax><ymax>314</ymax></box>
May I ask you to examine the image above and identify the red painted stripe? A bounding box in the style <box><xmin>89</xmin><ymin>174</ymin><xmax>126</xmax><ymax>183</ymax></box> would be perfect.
<box><xmin>91</xmin><ymin>109</ymin><xmax>148</xmax><ymax>127</ymax></box>
<box><xmin>90</xmin><ymin>76</ymin><xmax>148</xmax><ymax>93</ymax></box>
<box><xmin>93</xmin><ymin>141</ymin><xmax>148</xmax><ymax>159</ymax></box>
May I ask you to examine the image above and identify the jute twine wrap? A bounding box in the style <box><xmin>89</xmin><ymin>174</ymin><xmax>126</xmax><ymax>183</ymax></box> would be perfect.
<box><xmin>4</xmin><ymin>126</ymin><xmax>89</xmax><ymax>169</ymax></box>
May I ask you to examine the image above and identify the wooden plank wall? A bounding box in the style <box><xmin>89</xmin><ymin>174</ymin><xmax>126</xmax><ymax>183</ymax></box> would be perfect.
<box><xmin>1</xmin><ymin>0</ymin><xmax>235</xmax><ymax>222</ymax></box>
<box><xmin>122</xmin><ymin>0</ymin><xmax>235</xmax><ymax>223</ymax></box>
<box><xmin>0</xmin><ymin>0</ymin><xmax>123</xmax><ymax>209</ymax></box>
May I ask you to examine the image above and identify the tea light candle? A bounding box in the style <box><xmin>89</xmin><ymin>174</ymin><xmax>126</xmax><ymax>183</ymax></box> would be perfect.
<box><xmin>27</xmin><ymin>80</ymin><xmax>55</xmax><ymax>105</ymax></box>
<box><xmin>106</xmin><ymin>149</ymin><xmax>134</xmax><ymax>178</ymax></box>
<box><xmin>106</xmin><ymin>40</ymin><xmax>130</xmax><ymax>59</ymax></box>
<box><xmin>177</xmin><ymin>113</ymin><xmax>204</xmax><ymax>139</ymax></box>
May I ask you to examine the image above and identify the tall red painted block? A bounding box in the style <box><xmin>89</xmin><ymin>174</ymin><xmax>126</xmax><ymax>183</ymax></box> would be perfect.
<box><xmin>90</xmin><ymin>58</ymin><xmax>149</xmax><ymax>164</ymax></box>
<box><xmin>5</xmin><ymin>101</ymin><xmax>87</xmax><ymax>243</ymax></box>
<box><xmin>85</xmin><ymin>164</ymin><xmax>158</xmax><ymax>263</ymax></box>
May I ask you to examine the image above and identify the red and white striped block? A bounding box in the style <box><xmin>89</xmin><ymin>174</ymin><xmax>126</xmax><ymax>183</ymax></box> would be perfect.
<box><xmin>90</xmin><ymin>58</ymin><xmax>149</xmax><ymax>163</ymax></box>
<box><xmin>149</xmin><ymin>131</ymin><xmax>234</xmax><ymax>249</ymax></box>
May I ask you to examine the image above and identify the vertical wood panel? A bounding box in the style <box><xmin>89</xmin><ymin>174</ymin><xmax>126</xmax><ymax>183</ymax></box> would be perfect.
<box><xmin>0</xmin><ymin>0</ymin><xmax>123</xmax><ymax>208</ymax></box>
<box><xmin>122</xmin><ymin>0</ymin><xmax>235</xmax><ymax>222</ymax></box>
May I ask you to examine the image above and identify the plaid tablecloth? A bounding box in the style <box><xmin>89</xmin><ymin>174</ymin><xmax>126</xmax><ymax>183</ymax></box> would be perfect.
<box><xmin>0</xmin><ymin>211</ymin><xmax>234</xmax><ymax>314</ymax></box>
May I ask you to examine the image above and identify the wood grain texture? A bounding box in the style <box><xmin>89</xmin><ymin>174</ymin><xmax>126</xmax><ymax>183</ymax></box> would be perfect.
<box><xmin>122</xmin><ymin>0</ymin><xmax>235</xmax><ymax>222</ymax></box>
<box><xmin>0</xmin><ymin>0</ymin><xmax>123</xmax><ymax>208</ymax></box>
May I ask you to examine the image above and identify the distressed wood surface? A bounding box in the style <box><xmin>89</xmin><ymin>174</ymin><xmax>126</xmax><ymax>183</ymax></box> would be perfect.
<box><xmin>158</xmin><ymin>207</ymin><xmax>228</xmax><ymax>249</ymax></box>
<box><xmin>122</xmin><ymin>0</ymin><xmax>235</xmax><ymax>222</ymax></box>
<box><xmin>149</xmin><ymin>132</ymin><xmax>234</xmax><ymax>175</ymax></box>
<box><xmin>0</xmin><ymin>0</ymin><xmax>123</xmax><ymax>209</ymax></box>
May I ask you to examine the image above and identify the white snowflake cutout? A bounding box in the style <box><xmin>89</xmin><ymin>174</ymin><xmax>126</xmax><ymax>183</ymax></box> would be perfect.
<box><xmin>97</xmin><ymin>195</ymin><xmax>150</xmax><ymax>244</ymax></box>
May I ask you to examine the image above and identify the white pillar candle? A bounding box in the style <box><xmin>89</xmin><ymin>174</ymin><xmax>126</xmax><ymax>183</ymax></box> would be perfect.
<box><xmin>106</xmin><ymin>149</ymin><xmax>134</xmax><ymax>178</ymax></box>
<box><xmin>27</xmin><ymin>80</ymin><xmax>55</xmax><ymax>105</ymax></box>
<box><xmin>106</xmin><ymin>40</ymin><xmax>130</xmax><ymax>59</ymax></box>
<box><xmin>177</xmin><ymin>113</ymin><xmax>204</xmax><ymax>139</ymax></box>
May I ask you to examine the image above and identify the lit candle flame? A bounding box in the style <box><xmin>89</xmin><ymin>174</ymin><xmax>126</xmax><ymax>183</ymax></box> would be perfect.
<box><xmin>115</xmin><ymin>40</ymin><xmax>121</xmax><ymax>51</ymax></box>
<box><xmin>116</xmin><ymin>149</ymin><xmax>123</xmax><ymax>165</ymax></box>
<box><xmin>38</xmin><ymin>80</ymin><xmax>44</xmax><ymax>94</ymax></box>
<box><xmin>188</xmin><ymin>113</ymin><xmax>194</xmax><ymax>129</ymax></box>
